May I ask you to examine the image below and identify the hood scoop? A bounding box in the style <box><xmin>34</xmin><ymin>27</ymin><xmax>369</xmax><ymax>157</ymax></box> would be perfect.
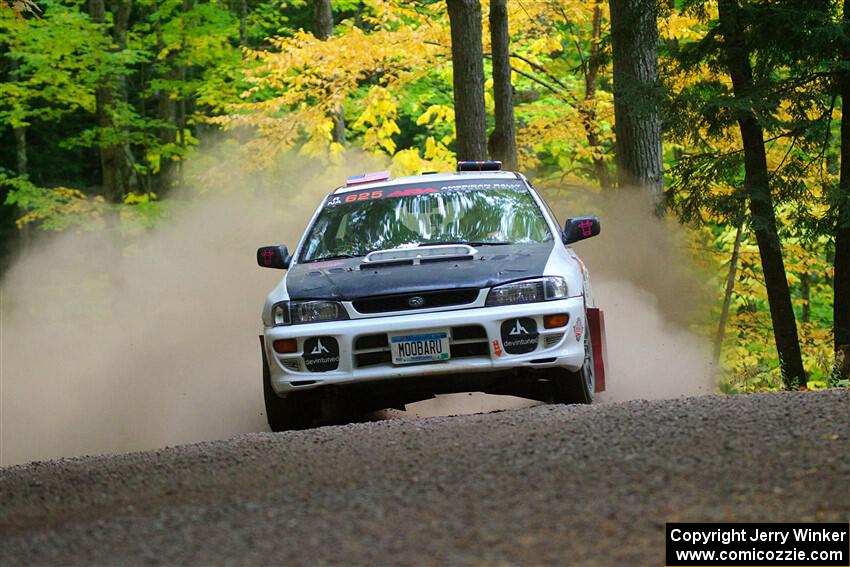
<box><xmin>360</xmin><ymin>244</ymin><xmax>476</xmax><ymax>269</ymax></box>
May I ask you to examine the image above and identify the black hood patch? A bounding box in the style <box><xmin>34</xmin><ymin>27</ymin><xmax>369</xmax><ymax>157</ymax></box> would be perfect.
<box><xmin>286</xmin><ymin>242</ymin><xmax>554</xmax><ymax>300</ymax></box>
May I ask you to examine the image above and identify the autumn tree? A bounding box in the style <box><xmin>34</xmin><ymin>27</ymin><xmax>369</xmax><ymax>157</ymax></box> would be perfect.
<box><xmin>668</xmin><ymin>0</ymin><xmax>815</xmax><ymax>388</ymax></box>
<box><xmin>835</xmin><ymin>0</ymin><xmax>850</xmax><ymax>379</ymax></box>
<box><xmin>446</xmin><ymin>0</ymin><xmax>487</xmax><ymax>161</ymax></box>
<box><xmin>498</xmin><ymin>1</ymin><xmax>614</xmax><ymax>188</ymax></box>
<box><xmin>314</xmin><ymin>0</ymin><xmax>345</xmax><ymax>144</ymax></box>
<box><xmin>487</xmin><ymin>0</ymin><xmax>516</xmax><ymax>169</ymax></box>
<box><xmin>580</xmin><ymin>0</ymin><xmax>612</xmax><ymax>189</ymax></box>
<box><xmin>608</xmin><ymin>0</ymin><xmax>663</xmax><ymax>192</ymax></box>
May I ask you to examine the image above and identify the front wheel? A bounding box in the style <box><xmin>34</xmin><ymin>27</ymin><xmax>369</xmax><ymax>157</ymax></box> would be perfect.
<box><xmin>262</xmin><ymin>348</ymin><xmax>321</xmax><ymax>431</ymax></box>
<box><xmin>549</xmin><ymin>328</ymin><xmax>594</xmax><ymax>405</ymax></box>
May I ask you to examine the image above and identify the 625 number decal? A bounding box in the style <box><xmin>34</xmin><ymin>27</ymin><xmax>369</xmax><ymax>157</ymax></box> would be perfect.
<box><xmin>345</xmin><ymin>190</ymin><xmax>384</xmax><ymax>203</ymax></box>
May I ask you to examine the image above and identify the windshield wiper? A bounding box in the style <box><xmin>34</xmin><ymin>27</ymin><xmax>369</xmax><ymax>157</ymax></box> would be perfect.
<box><xmin>417</xmin><ymin>240</ymin><xmax>469</xmax><ymax>247</ymax></box>
<box><xmin>305</xmin><ymin>254</ymin><xmax>361</xmax><ymax>263</ymax></box>
<box><xmin>417</xmin><ymin>240</ymin><xmax>514</xmax><ymax>247</ymax></box>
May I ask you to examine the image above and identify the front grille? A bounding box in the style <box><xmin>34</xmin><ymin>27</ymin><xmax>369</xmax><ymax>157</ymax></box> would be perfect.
<box><xmin>353</xmin><ymin>333</ymin><xmax>391</xmax><ymax>368</ymax></box>
<box><xmin>352</xmin><ymin>289</ymin><xmax>479</xmax><ymax>314</ymax></box>
<box><xmin>450</xmin><ymin>342</ymin><xmax>489</xmax><ymax>358</ymax></box>
<box><xmin>355</xmin><ymin>350</ymin><xmax>392</xmax><ymax>367</ymax></box>
<box><xmin>354</xmin><ymin>334</ymin><xmax>388</xmax><ymax>350</ymax></box>
<box><xmin>452</xmin><ymin>325</ymin><xmax>487</xmax><ymax>341</ymax></box>
<box><xmin>353</xmin><ymin>325</ymin><xmax>489</xmax><ymax>368</ymax></box>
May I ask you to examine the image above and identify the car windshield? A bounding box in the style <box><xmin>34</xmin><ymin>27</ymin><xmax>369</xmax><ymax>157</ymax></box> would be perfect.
<box><xmin>299</xmin><ymin>184</ymin><xmax>553</xmax><ymax>262</ymax></box>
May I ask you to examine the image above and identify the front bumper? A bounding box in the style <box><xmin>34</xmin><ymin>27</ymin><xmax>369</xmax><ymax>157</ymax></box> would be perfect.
<box><xmin>263</xmin><ymin>297</ymin><xmax>587</xmax><ymax>397</ymax></box>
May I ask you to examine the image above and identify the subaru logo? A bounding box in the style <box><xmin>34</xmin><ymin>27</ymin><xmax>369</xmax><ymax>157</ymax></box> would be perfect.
<box><xmin>408</xmin><ymin>296</ymin><xmax>425</xmax><ymax>308</ymax></box>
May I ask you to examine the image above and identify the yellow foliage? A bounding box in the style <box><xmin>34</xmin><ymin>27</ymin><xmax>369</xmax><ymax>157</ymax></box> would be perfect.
<box><xmin>416</xmin><ymin>104</ymin><xmax>455</xmax><ymax>128</ymax></box>
<box><xmin>16</xmin><ymin>187</ymin><xmax>105</xmax><ymax>230</ymax></box>
<box><xmin>390</xmin><ymin>136</ymin><xmax>455</xmax><ymax>177</ymax></box>
<box><xmin>123</xmin><ymin>192</ymin><xmax>157</xmax><ymax>205</ymax></box>
<box><xmin>659</xmin><ymin>9</ymin><xmax>709</xmax><ymax>42</ymax></box>
<box><xmin>353</xmin><ymin>86</ymin><xmax>402</xmax><ymax>154</ymax></box>
<box><xmin>214</xmin><ymin>2</ymin><xmax>448</xmax><ymax>167</ymax></box>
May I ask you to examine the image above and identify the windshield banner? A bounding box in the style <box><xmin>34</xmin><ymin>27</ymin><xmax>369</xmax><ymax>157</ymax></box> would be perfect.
<box><xmin>324</xmin><ymin>180</ymin><xmax>526</xmax><ymax>207</ymax></box>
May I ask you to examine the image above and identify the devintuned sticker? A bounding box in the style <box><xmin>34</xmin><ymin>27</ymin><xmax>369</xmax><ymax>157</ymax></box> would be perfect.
<box><xmin>500</xmin><ymin>317</ymin><xmax>538</xmax><ymax>355</ymax></box>
<box><xmin>303</xmin><ymin>336</ymin><xmax>340</xmax><ymax>372</ymax></box>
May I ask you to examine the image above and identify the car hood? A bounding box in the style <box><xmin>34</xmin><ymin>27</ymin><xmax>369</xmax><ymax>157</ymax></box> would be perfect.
<box><xmin>285</xmin><ymin>242</ymin><xmax>555</xmax><ymax>300</ymax></box>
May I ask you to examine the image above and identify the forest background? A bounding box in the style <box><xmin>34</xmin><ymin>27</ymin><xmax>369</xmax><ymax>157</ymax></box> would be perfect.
<box><xmin>1</xmin><ymin>0</ymin><xmax>849</xmax><ymax>392</ymax></box>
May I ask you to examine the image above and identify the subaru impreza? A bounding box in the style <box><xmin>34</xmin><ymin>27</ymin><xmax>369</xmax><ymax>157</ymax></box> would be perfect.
<box><xmin>257</xmin><ymin>162</ymin><xmax>607</xmax><ymax>430</ymax></box>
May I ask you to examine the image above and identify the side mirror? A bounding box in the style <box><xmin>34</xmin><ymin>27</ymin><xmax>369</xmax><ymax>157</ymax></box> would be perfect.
<box><xmin>563</xmin><ymin>216</ymin><xmax>601</xmax><ymax>245</ymax></box>
<box><xmin>257</xmin><ymin>245</ymin><xmax>291</xmax><ymax>269</ymax></box>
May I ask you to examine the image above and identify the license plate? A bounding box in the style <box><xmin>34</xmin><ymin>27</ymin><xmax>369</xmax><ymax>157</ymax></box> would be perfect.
<box><xmin>389</xmin><ymin>330</ymin><xmax>451</xmax><ymax>365</ymax></box>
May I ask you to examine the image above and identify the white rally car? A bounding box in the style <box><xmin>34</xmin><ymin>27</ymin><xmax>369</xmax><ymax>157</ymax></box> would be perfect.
<box><xmin>257</xmin><ymin>162</ymin><xmax>607</xmax><ymax>430</ymax></box>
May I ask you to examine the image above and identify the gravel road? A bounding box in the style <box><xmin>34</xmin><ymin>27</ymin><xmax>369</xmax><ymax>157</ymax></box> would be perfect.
<box><xmin>1</xmin><ymin>389</ymin><xmax>848</xmax><ymax>566</ymax></box>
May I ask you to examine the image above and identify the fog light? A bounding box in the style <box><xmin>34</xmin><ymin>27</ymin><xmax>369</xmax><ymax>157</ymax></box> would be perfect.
<box><xmin>273</xmin><ymin>339</ymin><xmax>298</xmax><ymax>354</ymax></box>
<box><xmin>543</xmin><ymin>313</ymin><xmax>569</xmax><ymax>329</ymax></box>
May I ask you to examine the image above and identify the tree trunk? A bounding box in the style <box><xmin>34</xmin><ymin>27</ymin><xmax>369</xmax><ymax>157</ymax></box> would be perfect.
<box><xmin>177</xmin><ymin>65</ymin><xmax>187</xmax><ymax>189</ymax></box>
<box><xmin>239</xmin><ymin>0</ymin><xmax>247</xmax><ymax>47</ymax></box>
<box><xmin>7</xmin><ymin>63</ymin><xmax>27</xmax><ymax>177</ymax></box>
<box><xmin>833</xmin><ymin>0</ymin><xmax>850</xmax><ymax>380</ymax></box>
<box><xmin>717</xmin><ymin>0</ymin><xmax>806</xmax><ymax>389</ymax></box>
<box><xmin>7</xmin><ymin>63</ymin><xmax>30</xmax><ymax>248</ymax></box>
<box><xmin>313</xmin><ymin>0</ymin><xmax>345</xmax><ymax>144</ymax></box>
<box><xmin>13</xmin><ymin>126</ymin><xmax>27</xmax><ymax>176</ymax></box>
<box><xmin>154</xmin><ymin>13</ymin><xmax>177</xmax><ymax>191</ymax></box>
<box><xmin>157</xmin><ymin>81</ymin><xmax>177</xmax><ymax>189</ymax></box>
<box><xmin>111</xmin><ymin>0</ymin><xmax>132</xmax><ymax>49</ymax></box>
<box><xmin>608</xmin><ymin>0</ymin><xmax>663</xmax><ymax>193</ymax></box>
<box><xmin>313</xmin><ymin>0</ymin><xmax>333</xmax><ymax>40</ymax></box>
<box><xmin>89</xmin><ymin>0</ymin><xmax>133</xmax><ymax>202</ymax></box>
<box><xmin>174</xmin><ymin>0</ymin><xmax>194</xmax><ymax>190</ymax></box>
<box><xmin>487</xmin><ymin>0</ymin><xmax>517</xmax><ymax>170</ymax></box>
<box><xmin>112</xmin><ymin>0</ymin><xmax>137</xmax><ymax>194</ymax></box>
<box><xmin>714</xmin><ymin>222</ymin><xmax>743</xmax><ymax>363</ymax></box>
<box><xmin>800</xmin><ymin>272</ymin><xmax>810</xmax><ymax>324</ymax></box>
<box><xmin>89</xmin><ymin>0</ymin><xmax>122</xmax><ymax>203</ymax></box>
<box><xmin>12</xmin><ymin>125</ymin><xmax>30</xmax><ymax>251</ymax></box>
<box><xmin>446</xmin><ymin>0</ymin><xmax>487</xmax><ymax>161</ymax></box>
<box><xmin>582</xmin><ymin>0</ymin><xmax>611</xmax><ymax>190</ymax></box>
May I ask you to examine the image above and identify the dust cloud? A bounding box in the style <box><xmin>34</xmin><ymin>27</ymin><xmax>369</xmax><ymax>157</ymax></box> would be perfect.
<box><xmin>0</xmin><ymin>159</ymin><xmax>715</xmax><ymax>467</ymax></box>
<box><xmin>0</xmin><ymin>151</ymin><xmax>384</xmax><ymax>466</ymax></box>
<box><xmin>549</xmin><ymin>187</ymin><xmax>717</xmax><ymax>402</ymax></box>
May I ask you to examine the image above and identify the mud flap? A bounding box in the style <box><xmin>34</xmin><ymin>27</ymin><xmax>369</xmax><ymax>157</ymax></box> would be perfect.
<box><xmin>587</xmin><ymin>308</ymin><xmax>607</xmax><ymax>392</ymax></box>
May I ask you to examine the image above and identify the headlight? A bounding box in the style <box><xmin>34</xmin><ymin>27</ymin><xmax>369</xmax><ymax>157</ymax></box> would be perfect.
<box><xmin>272</xmin><ymin>301</ymin><xmax>349</xmax><ymax>325</ymax></box>
<box><xmin>485</xmin><ymin>276</ymin><xmax>568</xmax><ymax>307</ymax></box>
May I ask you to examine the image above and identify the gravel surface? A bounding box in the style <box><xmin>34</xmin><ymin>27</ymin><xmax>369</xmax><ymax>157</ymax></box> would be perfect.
<box><xmin>1</xmin><ymin>390</ymin><xmax>848</xmax><ymax>566</ymax></box>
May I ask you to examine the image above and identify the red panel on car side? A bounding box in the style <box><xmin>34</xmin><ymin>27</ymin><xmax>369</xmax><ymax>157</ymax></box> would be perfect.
<box><xmin>587</xmin><ymin>308</ymin><xmax>607</xmax><ymax>392</ymax></box>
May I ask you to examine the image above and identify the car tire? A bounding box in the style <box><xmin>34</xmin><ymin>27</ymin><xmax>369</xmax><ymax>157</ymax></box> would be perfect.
<box><xmin>550</xmin><ymin>324</ymin><xmax>594</xmax><ymax>405</ymax></box>
<box><xmin>262</xmin><ymin>347</ymin><xmax>320</xmax><ymax>431</ymax></box>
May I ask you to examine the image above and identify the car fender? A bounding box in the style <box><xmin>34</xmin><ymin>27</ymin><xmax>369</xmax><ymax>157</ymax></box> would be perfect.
<box><xmin>262</xmin><ymin>276</ymin><xmax>291</xmax><ymax>327</ymax></box>
<box><xmin>541</xmin><ymin>240</ymin><xmax>584</xmax><ymax>299</ymax></box>
<box><xmin>587</xmin><ymin>307</ymin><xmax>607</xmax><ymax>392</ymax></box>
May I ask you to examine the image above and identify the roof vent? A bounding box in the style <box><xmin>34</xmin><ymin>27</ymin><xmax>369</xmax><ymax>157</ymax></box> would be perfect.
<box><xmin>346</xmin><ymin>171</ymin><xmax>391</xmax><ymax>186</ymax></box>
<box><xmin>457</xmin><ymin>161</ymin><xmax>502</xmax><ymax>172</ymax></box>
